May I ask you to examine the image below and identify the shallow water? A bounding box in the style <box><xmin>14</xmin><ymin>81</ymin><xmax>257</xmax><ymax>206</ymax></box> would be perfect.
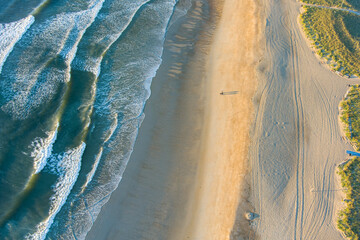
<box><xmin>0</xmin><ymin>0</ymin><xmax>194</xmax><ymax>239</ymax></box>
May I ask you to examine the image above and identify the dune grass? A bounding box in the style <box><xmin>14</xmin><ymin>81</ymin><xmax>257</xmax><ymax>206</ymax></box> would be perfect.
<box><xmin>300</xmin><ymin>0</ymin><xmax>360</xmax><ymax>11</ymax></box>
<box><xmin>300</xmin><ymin>6</ymin><xmax>360</xmax><ymax>77</ymax></box>
<box><xmin>339</xmin><ymin>85</ymin><xmax>360</xmax><ymax>239</ymax></box>
<box><xmin>340</xmin><ymin>86</ymin><xmax>360</xmax><ymax>148</ymax></box>
<box><xmin>300</xmin><ymin>2</ymin><xmax>360</xmax><ymax>238</ymax></box>
<box><xmin>338</xmin><ymin>158</ymin><xmax>360</xmax><ymax>240</ymax></box>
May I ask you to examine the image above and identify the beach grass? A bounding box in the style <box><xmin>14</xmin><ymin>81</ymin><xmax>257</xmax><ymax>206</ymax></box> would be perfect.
<box><xmin>340</xmin><ymin>86</ymin><xmax>360</xmax><ymax>148</ymax></box>
<box><xmin>339</xmin><ymin>85</ymin><xmax>360</xmax><ymax>239</ymax></box>
<box><xmin>338</xmin><ymin>158</ymin><xmax>360</xmax><ymax>240</ymax></box>
<box><xmin>300</xmin><ymin>6</ymin><xmax>360</xmax><ymax>77</ymax></box>
<box><xmin>300</xmin><ymin>3</ymin><xmax>360</xmax><ymax>238</ymax></box>
<box><xmin>301</xmin><ymin>0</ymin><xmax>360</xmax><ymax>10</ymax></box>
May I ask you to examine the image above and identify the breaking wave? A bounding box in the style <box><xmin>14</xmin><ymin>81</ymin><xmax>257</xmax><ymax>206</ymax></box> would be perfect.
<box><xmin>31</xmin><ymin>124</ymin><xmax>59</xmax><ymax>174</ymax></box>
<box><xmin>26</xmin><ymin>143</ymin><xmax>86</xmax><ymax>240</ymax></box>
<box><xmin>0</xmin><ymin>0</ymin><xmax>104</xmax><ymax>119</ymax></box>
<box><xmin>0</xmin><ymin>0</ymin><xmax>198</xmax><ymax>239</ymax></box>
<box><xmin>0</xmin><ymin>15</ymin><xmax>34</xmax><ymax>73</ymax></box>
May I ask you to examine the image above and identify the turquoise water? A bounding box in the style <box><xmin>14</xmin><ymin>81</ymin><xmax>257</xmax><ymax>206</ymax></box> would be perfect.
<box><xmin>0</xmin><ymin>0</ymin><xmax>195</xmax><ymax>239</ymax></box>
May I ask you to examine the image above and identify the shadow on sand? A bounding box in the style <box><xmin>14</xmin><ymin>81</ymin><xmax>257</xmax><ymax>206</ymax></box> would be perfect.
<box><xmin>220</xmin><ymin>91</ymin><xmax>239</xmax><ymax>95</ymax></box>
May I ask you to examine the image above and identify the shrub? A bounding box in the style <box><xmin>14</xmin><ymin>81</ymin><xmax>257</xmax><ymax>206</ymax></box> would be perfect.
<box><xmin>339</xmin><ymin>86</ymin><xmax>360</xmax><ymax>239</ymax></box>
<box><xmin>300</xmin><ymin>7</ymin><xmax>360</xmax><ymax>77</ymax></box>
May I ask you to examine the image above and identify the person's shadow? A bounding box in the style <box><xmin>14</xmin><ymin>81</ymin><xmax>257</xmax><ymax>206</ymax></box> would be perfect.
<box><xmin>220</xmin><ymin>91</ymin><xmax>239</xmax><ymax>95</ymax></box>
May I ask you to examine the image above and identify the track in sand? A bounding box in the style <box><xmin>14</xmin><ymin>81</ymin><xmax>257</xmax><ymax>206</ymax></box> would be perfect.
<box><xmin>250</xmin><ymin>0</ymin><xmax>360</xmax><ymax>239</ymax></box>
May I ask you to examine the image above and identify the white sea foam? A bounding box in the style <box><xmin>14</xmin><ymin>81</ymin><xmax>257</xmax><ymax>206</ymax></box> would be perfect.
<box><xmin>71</xmin><ymin>0</ymin><xmax>151</xmax><ymax>77</ymax></box>
<box><xmin>81</xmin><ymin>147</ymin><xmax>103</xmax><ymax>193</ymax></box>
<box><xmin>58</xmin><ymin>0</ymin><xmax>105</xmax><ymax>67</ymax></box>
<box><xmin>0</xmin><ymin>15</ymin><xmax>34</xmax><ymax>74</ymax></box>
<box><xmin>0</xmin><ymin>0</ymin><xmax>105</xmax><ymax>120</ymax></box>
<box><xmin>30</xmin><ymin>124</ymin><xmax>59</xmax><ymax>174</ymax></box>
<box><xmin>104</xmin><ymin>114</ymin><xmax>118</xmax><ymax>143</ymax></box>
<box><xmin>21</xmin><ymin>0</ymin><xmax>180</xmax><ymax>239</ymax></box>
<box><xmin>26</xmin><ymin>143</ymin><xmax>86</xmax><ymax>240</ymax></box>
<box><xmin>80</xmin><ymin>111</ymin><xmax>119</xmax><ymax>192</ymax></box>
<box><xmin>168</xmin><ymin>0</ymin><xmax>193</xmax><ymax>27</ymax></box>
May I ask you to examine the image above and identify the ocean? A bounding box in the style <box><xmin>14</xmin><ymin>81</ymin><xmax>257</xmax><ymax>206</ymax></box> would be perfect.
<box><xmin>0</xmin><ymin>0</ymin><xmax>195</xmax><ymax>239</ymax></box>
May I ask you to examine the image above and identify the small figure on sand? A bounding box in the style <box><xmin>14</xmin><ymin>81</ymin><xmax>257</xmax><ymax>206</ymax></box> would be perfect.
<box><xmin>219</xmin><ymin>90</ymin><xmax>239</xmax><ymax>95</ymax></box>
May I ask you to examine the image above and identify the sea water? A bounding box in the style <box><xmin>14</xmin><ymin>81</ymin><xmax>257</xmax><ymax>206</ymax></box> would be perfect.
<box><xmin>0</xmin><ymin>0</ymin><xmax>195</xmax><ymax>239</ymax></box>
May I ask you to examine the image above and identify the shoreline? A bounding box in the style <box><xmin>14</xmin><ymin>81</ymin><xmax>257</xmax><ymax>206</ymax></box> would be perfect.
<box><xmin>85</xmin><ymin>1</ymin><xmax>218</xmax><ymax>239</ymax></box>
<box><xmin>85</xmin><ymin>0</ymin><xmax>262</xmax><ymax>239</ymax></box>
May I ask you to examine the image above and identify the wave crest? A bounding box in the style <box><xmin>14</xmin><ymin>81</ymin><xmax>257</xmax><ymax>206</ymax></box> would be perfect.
<box><xmin>0</xmin><ymin>15</ymin><xmax>34</xmax><ymax>73</ymax></box>
<box><xmin>26</xmin><ymin>143</ymin><xmax>86</xmax><ymax>240</ymax></box>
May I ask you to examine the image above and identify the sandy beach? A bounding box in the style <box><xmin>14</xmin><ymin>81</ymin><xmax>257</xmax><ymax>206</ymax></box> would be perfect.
<box><xmin>9</xmin><ymin>0</ymin><xmax>360</xmax><ymax>238</ymax></box>
<box><xmin>85</xmin><ymin>0</ymin><xmax>360</xmax><ymax>239</ymax></box>
<box><xmin>181</xmin><ymin>0</ymin><xmax>262</xmax><ymax>239</ymax></box>
<box><xmin>249</xmin><ymin>0</ymin><xmax>360</xmax><ymax>239</ymax></box>
<box><xmin>86</xmin><ymin>0</ymin><xmax>262</xmax><ymax>239</ymax></box>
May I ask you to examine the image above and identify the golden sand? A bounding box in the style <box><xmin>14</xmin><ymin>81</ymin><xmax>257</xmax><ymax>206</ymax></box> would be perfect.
<box><xmin>182</xmin><ymin>0</ymin><xmax>262</xmax><ymax>239</ymax></box>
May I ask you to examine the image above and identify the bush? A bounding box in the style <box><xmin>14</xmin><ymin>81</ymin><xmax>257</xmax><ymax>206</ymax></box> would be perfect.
<box><xmin>300</xmin><ymin>0</ymin><xmax>360</xmax><ymax>11</ymax></box>
<box><xmin>300</xmin><ymin>7</ymin><xmax>360</xmax><ymax>77</ymax></box>
<box><xmin>339</xmin><ymin>86</ymin><xmax>360</xmax><ymax>239</ymax></box>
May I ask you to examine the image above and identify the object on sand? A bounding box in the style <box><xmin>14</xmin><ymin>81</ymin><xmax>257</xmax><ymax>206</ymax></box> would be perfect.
<box><xmin>245</xmin><ymin>211</ymin><xmax>258</xmax><ymax>221</ymax></box>
<box><xmin>219</xmin><ymin>90</ymin><xmax>239</xmax><ymax>95</ymax></box>
<box><xmin>346</xmin><ymin>150</ymin><xmax>360</xmax><ymax>157</ymax></box>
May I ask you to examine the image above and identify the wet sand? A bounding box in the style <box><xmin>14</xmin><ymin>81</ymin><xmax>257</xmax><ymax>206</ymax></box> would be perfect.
<box><xmin>86</xmin><ymin>0</ymin><xmax>358</xmax><ymax>239</ymax></box>
<box><xmin>86</xmin><ymin>1</ymin><xmax>217</xmax><ymax>239</ymax></box>
<box><xmin>86</xmin><ymin>0</ymin><xmax>262</xmax><ymax>239</ymax></box>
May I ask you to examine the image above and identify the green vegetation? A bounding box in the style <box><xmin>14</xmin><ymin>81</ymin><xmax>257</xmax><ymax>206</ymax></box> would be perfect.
<box><xmin>301</xmin><ymin>0</ymin><xmax>360</xmax><ymax>11</ymax></box>
<box><xmin>340</xmin><ymin>86</ymin><xmax>360</xmax><ymax>149</ymax></box>
<box><xmin>300</xmin><ymin>6</ymin><xmax>360</xmax><ymax>77</ymax></box>
<box><xmin>301</xmin><ymin>2</ymin><xmax>360</xmax><ymax>238</ymax></box>
<box><xmin>339</xmin><ymin>86</ymin><xmax>360</xmax><ymax>239</ymax></box>
<box><xmin>338</xmin><ymin>158</ymin><xmax>360</xmax><ymax>239</ymax></box>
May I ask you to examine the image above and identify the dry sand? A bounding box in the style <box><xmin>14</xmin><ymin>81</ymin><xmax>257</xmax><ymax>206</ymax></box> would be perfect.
<box><xmin>181</xmin><ymin>0</ymin><xmax>262</xmax><ymax>239</ymax></box>
<box><xmin>249</xmin><ymin>0</ymin><xmax>360</xmax><ymax>239</ymax></box>
<box><xmin>86</xmin><ymin>0</ymin><xmax>262</xmax><ymax>239</ymax></box>
<box><xmin>86</xmin><ymin>0</ymin><xmax>360</xmax><ymax>239</ymax></box>
<box><xmin>86</xmin><ymin>0</ymin><xmax>360</xmax><ymax>238</ymax></box>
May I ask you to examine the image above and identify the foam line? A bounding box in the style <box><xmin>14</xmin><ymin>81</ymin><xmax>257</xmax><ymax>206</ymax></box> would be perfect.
<box><xmin>31</xmin><ymin>124</ymin><xmax>59</xmax><ymax>174</ymax></box>
<box><xmin>72</xmin><ymin>0</ymin><xmax>152</xmax><ymax>77</ymax></box>
<box><xmin>0</xmin><ymin>0</ymin><xmax>105</xmax><ymax>120</ymax></box>
<box><xmin>0</xmin><ymin>15</ymin><xmax>34</xmax><ymax>74</ymax></box>
<box><xmin>26</xmin><ymin>143</ymin><xmax>86</xmax><ymax>240</ymax></box>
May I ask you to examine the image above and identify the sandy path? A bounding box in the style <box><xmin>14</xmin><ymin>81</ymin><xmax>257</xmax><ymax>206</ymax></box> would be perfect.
<box><xmin>250</xmin><ymin>0</ymin><xmax>360</xmax><ymax>239</ymax></box>
<box><xmin>181</xmin><ymin>0</ymin><xmax>262</xmax><ymax>239</ymax></box>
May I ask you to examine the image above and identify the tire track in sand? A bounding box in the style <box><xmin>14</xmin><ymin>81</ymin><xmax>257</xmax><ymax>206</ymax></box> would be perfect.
<box><xmin>251</xmin><ymin>0</ymin><xmax>356</xmax><ymax>239</ymax></box>
<box><xmin>290</xmin><ymin>29</ymin><xmax>305</xmax><ymax>240</ymax></box>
